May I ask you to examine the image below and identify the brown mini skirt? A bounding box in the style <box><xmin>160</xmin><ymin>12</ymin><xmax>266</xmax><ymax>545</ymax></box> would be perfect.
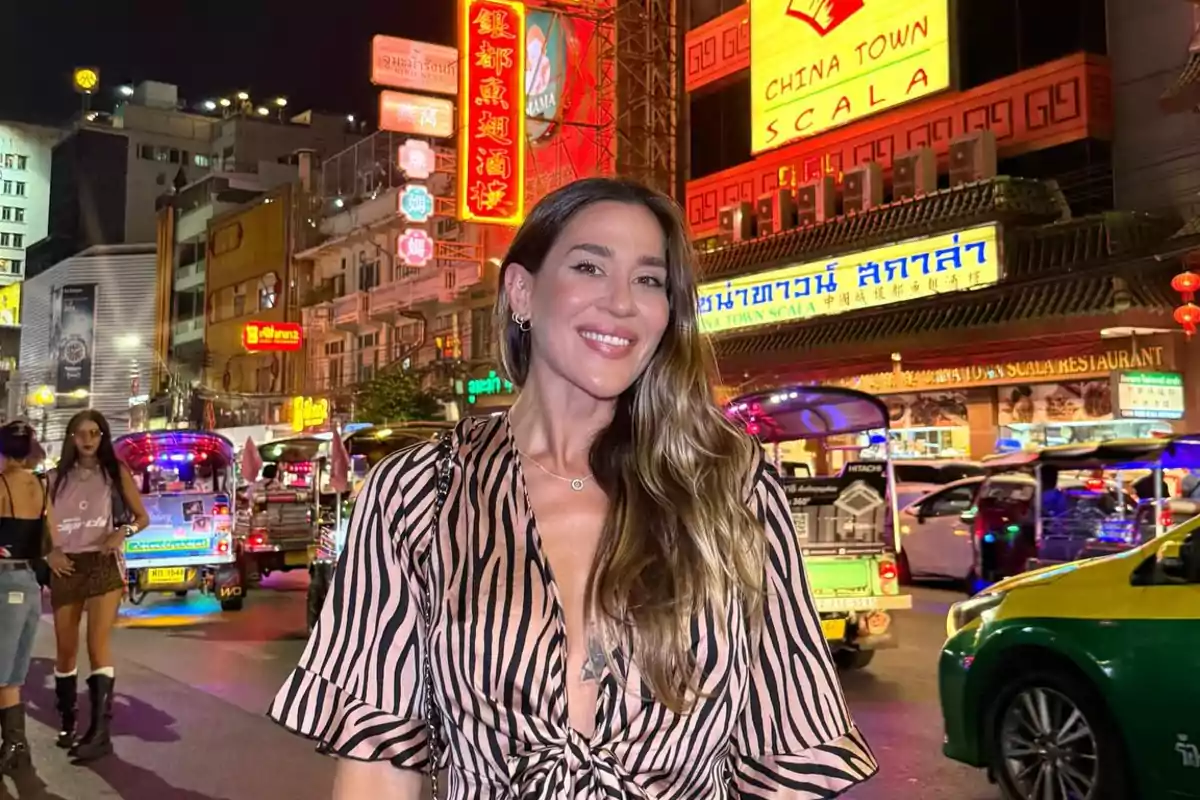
<box><xmin>49</xmin><ymin>552</ymin><xmax>125</xmax><ymax>609</ymax></box>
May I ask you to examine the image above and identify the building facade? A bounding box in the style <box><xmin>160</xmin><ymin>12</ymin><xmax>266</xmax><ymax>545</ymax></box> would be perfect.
<box><xmin>17</xmin><ymin>244</ymin><xmax>158</xmax><ymax>452</ymax></box>
<box><xmin>0</xmin><ymin>120</ymin><xmax>61</xmax><ymax>415</ymax></box>
<box><xmin>296</xmin><ymin>131</ymin><xmax>502</xmax><ymax>427</ymax></box>
<box><xmin>682</xmin><ymin>0</ymin><xmax>1200</xmax><ymax>461</ymax></box>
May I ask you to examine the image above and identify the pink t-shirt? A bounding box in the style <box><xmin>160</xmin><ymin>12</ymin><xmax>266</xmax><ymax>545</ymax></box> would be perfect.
<box><xmin>53</xmin><ymin>468</ymin><xmax>114</xmax><ymax>554</ymax></box>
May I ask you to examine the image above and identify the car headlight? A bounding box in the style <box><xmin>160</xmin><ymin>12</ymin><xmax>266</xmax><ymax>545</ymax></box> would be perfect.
<box><xmin>946</xmin><ymin>591</ymin><xmax>1007</xmax><ymax>638</ymax></box>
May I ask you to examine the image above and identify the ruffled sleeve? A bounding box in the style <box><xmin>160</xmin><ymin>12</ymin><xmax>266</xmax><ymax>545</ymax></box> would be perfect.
<box><xmin>268</xmin><ymin>442</ymin><xmax>441</xmax><ymax>767</ymax></box>
<box><xmin>732</xmin><ymin>462</ymin><xmax>879</xmax><ymax>797</ymax></box>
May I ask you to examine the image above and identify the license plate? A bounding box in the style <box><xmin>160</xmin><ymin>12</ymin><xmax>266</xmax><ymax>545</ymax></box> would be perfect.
<box><xmin>821</xmin><ymin>618</ymin><xmax>847</xmax><ymax>640</ymax></box>
<box><xmin>146</xmin><ymin>567</ymin><xmax>186</xmax><ymax>586</ymax></box>
<box><xmin>284</xmin><ymin>550</ymin><xmax>310</xmax><ymax>567</ymax></box>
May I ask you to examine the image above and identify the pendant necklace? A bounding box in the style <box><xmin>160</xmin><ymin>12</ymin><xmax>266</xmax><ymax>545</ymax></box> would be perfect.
<box><xmin>517</xmin><ymin>448</ymin><xmax>592</xmax><ymax>492</ymax></box>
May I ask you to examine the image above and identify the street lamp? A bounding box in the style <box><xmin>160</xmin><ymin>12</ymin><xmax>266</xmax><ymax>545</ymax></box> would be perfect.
<box><xmin>27</xmin><ymin>385</ymin><xmax>55</xmax><ymax>443</ymax></box>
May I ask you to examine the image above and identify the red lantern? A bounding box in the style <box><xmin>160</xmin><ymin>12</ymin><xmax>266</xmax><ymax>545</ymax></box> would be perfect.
<box><xmin>1174</xmin><ymin>302</ymin><xmax>1200</xmax><ymax>337</ymax></box>
<box><xmin>1171</xmin><ymin>270</ymin><xmax>1200</xmax><ymax>300</ymax></box>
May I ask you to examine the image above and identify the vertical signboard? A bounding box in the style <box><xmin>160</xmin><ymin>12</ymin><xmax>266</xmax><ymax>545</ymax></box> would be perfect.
<box><xmin>49</xmin><ymin>284</ymin><xmax>98</xmax><ymax>409</ymax></box>
<box><xmin>458</xmin><ymin>0</ymin><xmax>527</xmax><ymax>226</ymax></box>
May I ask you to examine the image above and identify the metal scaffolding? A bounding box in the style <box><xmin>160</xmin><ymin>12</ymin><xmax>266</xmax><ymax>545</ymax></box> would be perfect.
<box><xmin>523</xmin><ymin>0</ymin><xmax>678</xmax><ymax>199</ymax></box>
<box><xmin>611</xmin><ymin>0</ymin><xmax>680</xmax><ymax>198</ymax></box>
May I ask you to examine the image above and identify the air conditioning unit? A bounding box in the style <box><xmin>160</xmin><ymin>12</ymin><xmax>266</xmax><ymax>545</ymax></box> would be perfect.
<box><xmin>892</xmin><ymin>147</ymin><xmax>937</xmax><ymax>200</ymax></box>
<box><xmin>842</xmin><ymin>162</ymin><xmax>884</xmax><ymax>214</ymax></box>
<box><xmin>755</xmin><ymin>189</ymin><xmax>798</xmax><ymax>237</ymax></box>
<box><xmin>949</xmin><ymin>131</ymin><xmax>998</xmax><ymax>186</ymax></box>
<box><xmin>795</xmin><ymin>176</ymin><xmax>837</xmax><ymax>226</ymax></box>
<box><xmin>718</xmin><ymin>201</ymin><xmax>756</xmax><ymax>243</ymax></box>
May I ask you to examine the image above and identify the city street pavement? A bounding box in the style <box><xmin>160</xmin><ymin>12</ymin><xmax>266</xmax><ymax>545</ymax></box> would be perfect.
<box><xmin>2</xmin><ymin>577</ymin><xmax>1000</xmax><ymax>800</ymax></box>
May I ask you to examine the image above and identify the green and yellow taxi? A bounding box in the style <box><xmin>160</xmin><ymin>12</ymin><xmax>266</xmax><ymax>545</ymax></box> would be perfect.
<box><xmin>939</xmin><ymin>519</ymin><xmax>1200</xmax><ymax>799</ymax></box>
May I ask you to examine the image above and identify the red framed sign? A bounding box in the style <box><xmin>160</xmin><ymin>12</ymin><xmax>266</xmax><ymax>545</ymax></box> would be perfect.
<box><xmin>458</xmin><ymin>0</ymin><xmax>526</xmax><ymax>226</ymax></box>
<box><xmin>242</xmin><ymin>321</ymin><xmax>303</xmax><ymax>352</ymax></box>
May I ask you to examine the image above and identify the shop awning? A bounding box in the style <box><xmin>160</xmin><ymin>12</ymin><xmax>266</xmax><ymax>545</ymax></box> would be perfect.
<box><xmin>713</xmin><ymin>265</ymin><xmax>1179</xmax><ymax>361</ymax></box>
<box><xmin>695</xmin><ymin>177</ymin><xmax>1066</xmax><ymax>281</ymax></box>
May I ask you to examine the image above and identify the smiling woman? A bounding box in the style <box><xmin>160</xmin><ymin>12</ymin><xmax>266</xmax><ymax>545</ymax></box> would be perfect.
<box><xmin>270</xmin><ymin>178</ymin><xmax>877</xmax><ymax>799</ymax></box>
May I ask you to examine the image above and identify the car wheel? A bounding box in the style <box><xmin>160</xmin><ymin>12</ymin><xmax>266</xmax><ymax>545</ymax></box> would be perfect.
<box><xmin>896</xmin><ymin>550</ymin><xmax>912</xmax><ymax>585</ymax></box>
<box><xmin>220</xmin><ymin>595</ymin><xmax>245</xmax><ymax>612</ymax></box>
<box><xmin>833</xmin><ymin>648</ymin><xmax>876</xmax><ymax>671</ymax></box>
<box><xmin>989</xmin><ymin>670</ymin><xmax>1129</xmax><ymax>800</ymax></box>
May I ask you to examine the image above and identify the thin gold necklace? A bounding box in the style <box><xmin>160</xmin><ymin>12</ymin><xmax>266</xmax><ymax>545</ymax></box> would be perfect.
<box><xmin>516</xmin><ymin>447</ymin><xmax>592</xmax><ymax>492</ymax></box>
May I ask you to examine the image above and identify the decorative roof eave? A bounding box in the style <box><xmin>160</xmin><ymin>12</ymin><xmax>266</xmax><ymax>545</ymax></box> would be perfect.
<box><xmin>710</xmin><ymin>260</ymin><xmax>1180</xmax><ymax>368</ymax></box>
<box><xmin>694</xmin><ymin>177</ymin><xmax>1067</xmax><ymax>281</ymax></box>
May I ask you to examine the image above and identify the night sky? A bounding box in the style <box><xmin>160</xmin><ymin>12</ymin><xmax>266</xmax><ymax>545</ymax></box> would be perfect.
<box><xmin>0</xmin><ymin>0</ymin><xmax>457</xmax><ymax>126</ymax></box>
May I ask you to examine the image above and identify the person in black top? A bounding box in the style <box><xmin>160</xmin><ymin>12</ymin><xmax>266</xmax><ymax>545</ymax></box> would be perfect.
<box><xmin>0</xmin><ymin>421</ymin><xmax>72</xmax><ymax>776</ymax></box>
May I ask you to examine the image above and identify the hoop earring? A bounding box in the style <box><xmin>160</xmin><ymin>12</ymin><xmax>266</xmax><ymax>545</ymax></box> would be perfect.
<box><xmin>512</xmin><ymin>311</ymin><xmax>531</xmax><ymax>332</ymax></box>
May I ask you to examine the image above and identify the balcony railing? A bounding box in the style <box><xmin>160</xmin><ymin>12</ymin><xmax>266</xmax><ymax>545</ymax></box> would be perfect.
<box><xmin>317</xmin><ymin>129</ymin><xmax>455</xmax><ymax>216</ymax></box>
<box><xmin>302</xmin><ymin>304</ymin><xmax>333</xmax><ymax>336</ymax></box>
<box><xmin>332</xmin><ymin>291</ymin><xmax>371</xmax><ymax>332</ymax></box>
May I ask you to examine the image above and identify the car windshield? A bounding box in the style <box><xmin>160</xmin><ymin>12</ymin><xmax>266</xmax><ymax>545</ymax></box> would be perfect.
<box><xmin>895</xmin><ymin>463</ymin><xmax>985</xmax><ymax>485</ymax></box>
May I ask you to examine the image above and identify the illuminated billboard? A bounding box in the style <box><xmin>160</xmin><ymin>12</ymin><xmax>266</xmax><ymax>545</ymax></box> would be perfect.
<box><xmin>242</xmin><ymin>322</ymin><xmax>303</xmax><ymax>352</ymax></box>
<box><xmin>698</xmin><ymin>224</ymin><xmax>999</xmax><ymax>335</ymax></box>
<box><xmin>371</xmin><ymin>36</ymin><xmax>458</xmax><ymax>95</ymax></box>
<box><xmin>751</xmin><ymin>0</ymin><xmax>952</xmax><ymax>154</ymax></box>
<box><xmin>379</xmin><ymin>91</ymin><xmax>455</xmax><ymax>139</ymax></box>
<box><xmin>458</xmin><ymin>0</ymin><xmax>527</xmax><ymax>226</ymax></box>
<box><xmin>0</xmin><ymin>283</ymin><xmax>19</xmax><ymax>327</ymax></box>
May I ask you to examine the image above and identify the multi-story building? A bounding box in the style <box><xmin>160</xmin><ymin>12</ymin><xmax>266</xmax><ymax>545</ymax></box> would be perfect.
<box><xmin>296</xmin><ymin>131</ymin><xmax>504</xmax><ymax>425</ymax></box>
<box><xmin>682</xmin><ymin>0</ymin><xmax>1200</xmax><ymax>457</ymax></box>
<box><xmin>17</xmin><ymin>244</ymin><xmax>157</xmax><ymax>452</ymax></box>
<box><xmin>155</xmin><ymin>108</ymin><xmax>362</xmax><ymax>388</ymax></box>
<box><xmin>0</xmin><ymin>120</ymin><xmax>61</xmax><ymax>415</ymax></box>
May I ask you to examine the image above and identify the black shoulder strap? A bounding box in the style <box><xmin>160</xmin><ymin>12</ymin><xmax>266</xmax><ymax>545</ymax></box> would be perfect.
<box><xmin>0</xmin><ymin>474</ymin><xmax>11</xmax><ymax>518</ymax></box>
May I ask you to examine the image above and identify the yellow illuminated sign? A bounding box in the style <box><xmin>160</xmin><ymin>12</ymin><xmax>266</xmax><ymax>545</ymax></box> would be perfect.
<box><xmin>751</xmin><ymin>0</ymin><xmax>952</xmax><ymax>154</ymax></box>
<box><xmin>698</xmin><ymin>224</ymin><xmax>1000</xmax><ymax>335</ymax></box>
<box><xmin>73</xmin><ymin>67</ymin><xmax>100</xmax><ymax>95</ymax></box>
<box><xmin>0</xmin><ymin>283</ymin><xmax>20</xmax><ymax>326</ymax></box>
<box><xmin>291</xmin><ymin>396</ymin><xmax>329</xmax><ymax>432</ymax></box>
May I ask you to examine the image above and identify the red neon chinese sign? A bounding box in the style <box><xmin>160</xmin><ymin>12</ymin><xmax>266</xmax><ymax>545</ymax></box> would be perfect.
<box><xmin>458</xmin><ymin>0</ymin><xmax>526</xmax><ymax>226</ymax></box>
<box><xmin>242</xmin><ymin>321</ymin><xmax>303</xmax><ymax>352</ymax></box>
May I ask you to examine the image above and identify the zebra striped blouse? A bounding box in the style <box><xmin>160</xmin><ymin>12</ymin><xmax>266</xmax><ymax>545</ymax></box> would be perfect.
<box><xmin>269</xmin><ymin>414</ymin><xmax>877</xmax><ymax>798</ymax></box>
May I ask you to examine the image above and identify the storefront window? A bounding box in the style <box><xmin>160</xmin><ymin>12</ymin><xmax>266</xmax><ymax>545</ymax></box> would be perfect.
<box><xmin>996</xmin><ymin>380</ymin><xmax>1175</xmax><ymax>449</ymax></box>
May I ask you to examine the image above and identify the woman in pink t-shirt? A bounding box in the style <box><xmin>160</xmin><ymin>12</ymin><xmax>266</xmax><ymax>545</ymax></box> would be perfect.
<box><xmin>47</xmin><ymin>410</ymin><xmax>148</xmax><ymax>762</ymax></box>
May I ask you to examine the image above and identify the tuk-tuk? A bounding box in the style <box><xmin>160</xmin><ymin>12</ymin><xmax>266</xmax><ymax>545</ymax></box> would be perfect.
<box><xmin>727</xmin><ymin>386</ymin><xmax>912</xmax><ymax>670</ymax></box>
<box><xmin>306</xmin><ymin>422</ymin><xmax>453</xmax><ymax>632</ymax></box>
<box><xmin>113</xmin><ymin>430</ymin><xmax>245</xmax><ymax>611</ymax></box>
<box><xmin>236</xmin><ymin>435</ymin><xmax>329</xmax><ymax>581</ymax></box>
<box><xmin>966</xmin><ymin>434</ymin><xmax>1200</xmax><ymax>587</ymax></box>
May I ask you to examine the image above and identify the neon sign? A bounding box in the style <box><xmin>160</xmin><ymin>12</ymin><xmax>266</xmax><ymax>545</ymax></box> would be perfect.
<box><xmin>399</xmin><ymin>184</ymin><xmax>435</xmax><ymax>223</ymax></box>
<box><xmin>398</xmin><ymin>138</ymin><xmax>436</xmax><ymax>179</ymax></box>
<box><xmin>291</xmin><ymin>396</ymin><xmax>329</xmax><ymax>432</ymax></box>
<box><xmin>751</xmin><ymin>0</ymin><xmax>952</xmax><ymax>153</ymax></box>
<box><xmin>398</xmin><ymin>228</ymin><xmax>435</xmax><ymax>267</ymax></box>
<box><xmin>698</xmin><ymin>224</ymin><xmax>1000</xmax><ymax>335</ymax></box>
<box><xmin>458</xmin><ymin>0</ymin><xmax>527</xmax><ymax>226</ymax></box>
<box><xmin>466</xmin><ymin>370</ymin><xmax>515</xmax><ymax>403</ymax></box>
<box><xmin>379</xmin><ymin>90</ymin><xmax>455</xmax><ymax>138</ymax></box>
<box><xmin>242</xmin><ymin>321</ymin><xmax>303</xmax><ymax>352</ymax></box>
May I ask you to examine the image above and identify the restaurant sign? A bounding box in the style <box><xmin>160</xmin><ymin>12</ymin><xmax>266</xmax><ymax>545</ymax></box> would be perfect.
<box><xmin>751</xmin><ymin>0</ymin><xmax>952</xmax><ymax>153</ymax></box>
<box><xmin>458</xmin><ymin>0</ymin><xmax>527</xmax><ymax>226</ymax></box>
<box><xmin>1113</xmin><ymin>371</ymin><xmax>1185</xmax><ymax>421</ymax></box>
<box><xmin>698</xmin><ymin>224</ymin><xmax>999</xmax><ymax>335</ymax></box>
<box><xmin>840</xmin><ymin>346</ymin><xmax>1171</xmax><ymax>395</ymax></box>
<box><xmin>379</xmin><ymin>91</ymin><xmax>455</xmax><ymax>139</ymax></box>
<box><xmin>371</xmin><ymin>36</ymin><xmax>458</xmax><ymax>95</ymax></box>
<box><xmin>291</xmin><ymin>396</ymin><xmax>329</xmax><ymax>432</ymax></box>
<box><xmin>242</xmin><ymin>321</ymin><xmax>303</xmax><ymax>352</ymax></box>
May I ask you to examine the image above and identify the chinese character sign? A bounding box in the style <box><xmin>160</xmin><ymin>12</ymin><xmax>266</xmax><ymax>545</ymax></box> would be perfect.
<box><xmin>459</xmin><ymin>0</ymin><xmax>526</xmax><ymax>226</ymax></box>
<box><xmin>399</xmin><ymin>184</ymin><xmax>436</xmax><ymax>223</ymax></box>
<box><xmin>399</xmin><ymin>228</ymin><xmax>436</xmax><ymax>267</ymax></box>
<box><xmin>697</xmin><ymin>224</ymin><xmax>1001</xmax><ymax>335</ymax></box>
<box><xmin>399</xmin><ymin>138</ymin><xmax>436</xmax><ymax>179</ymax></box>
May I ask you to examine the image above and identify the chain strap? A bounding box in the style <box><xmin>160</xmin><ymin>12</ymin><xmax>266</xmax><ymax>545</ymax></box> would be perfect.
<box><xmin>422</xmin><ymin>433</ymin><xmax>454</xmax><ymax>799</ymax></box>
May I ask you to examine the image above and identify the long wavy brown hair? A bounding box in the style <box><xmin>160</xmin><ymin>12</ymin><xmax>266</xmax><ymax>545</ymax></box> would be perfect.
<box><xmin>495</xmin><ymin>178</ymin><xmax>764</xmax><ymax>712</ymax></box>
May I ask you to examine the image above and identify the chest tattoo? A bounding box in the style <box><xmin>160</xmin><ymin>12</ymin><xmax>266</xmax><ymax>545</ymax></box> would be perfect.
<box><xmin>580</xmin><ymin>634</ymin><xmax>607</xmax><ymax>683</ymax></box>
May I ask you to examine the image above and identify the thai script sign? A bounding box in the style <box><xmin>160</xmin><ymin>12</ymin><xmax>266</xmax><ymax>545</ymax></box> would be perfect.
<box><xmin>291</xmin><ymin>396</ymin><xmax>329</xmax><ymax>431</ymax></box>
<box><xmin>751</xmin><ymin>0</ymin><xmax>951</xmax><ymax>153</ymax></box>
<box><xmin>242</xmin><ymin>321</ymin><xmax>303</xmax><ymax>352</ymax></box>
<box><xmin>371</xmin><ymin>36</ymin><xmax>458</xmax><ymax>95</ymax></box>
<box><xmin>698</xmin><ymin>224</ymin><xmax>1000</xmax><ymax>334</ymax></box>
<box><xmin>458</xmin><ymin>0</ymin><xmax>527</xmax><ymax>226</ymax></box>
